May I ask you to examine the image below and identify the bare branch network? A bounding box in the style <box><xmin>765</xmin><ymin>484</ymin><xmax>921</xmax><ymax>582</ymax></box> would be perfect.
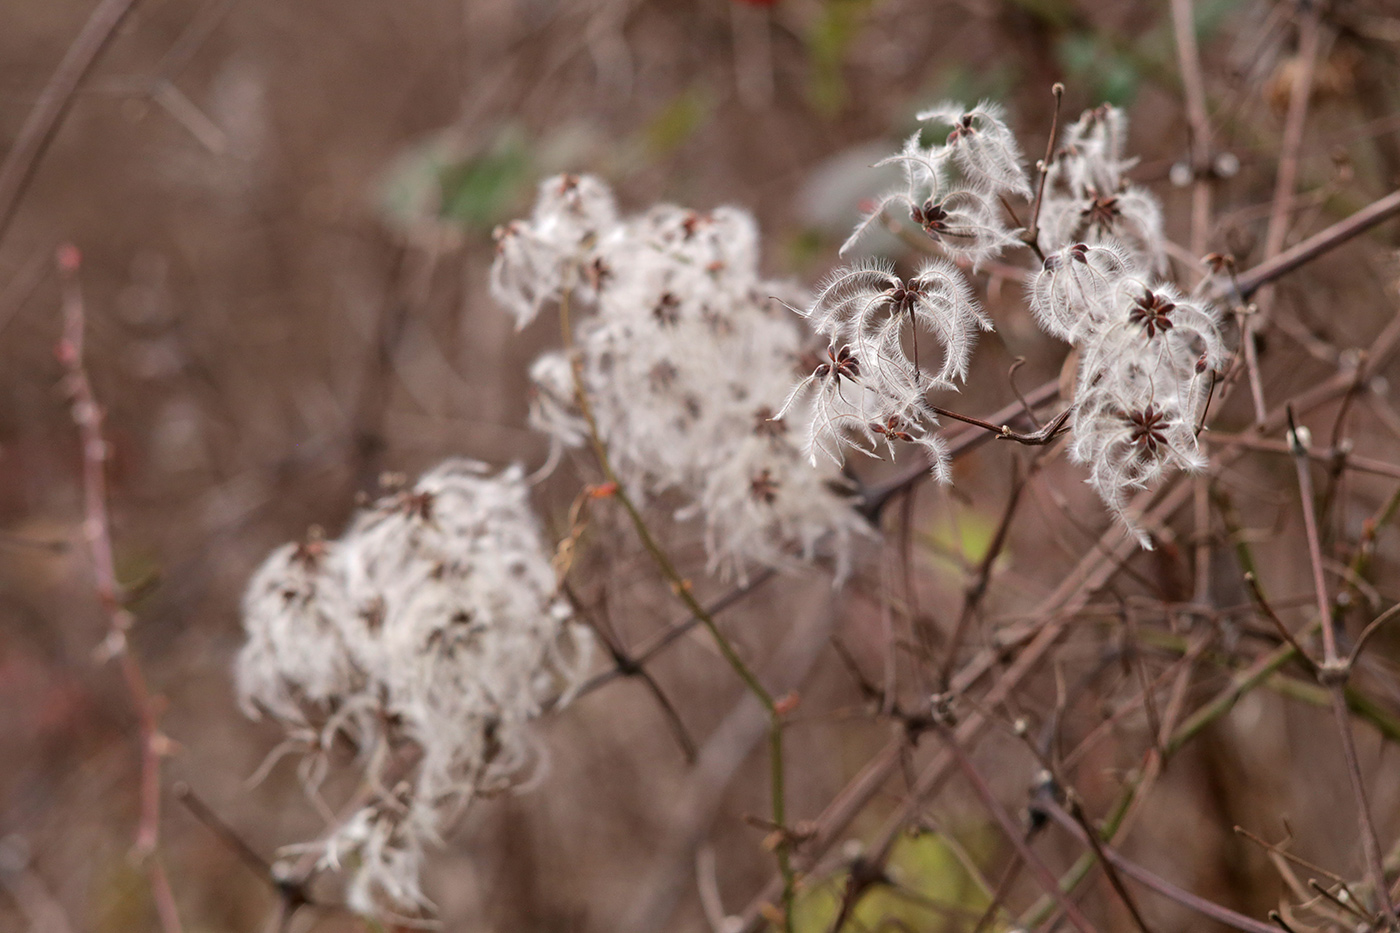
<box><xmin>17</xmin><ymin>3</ymin><xmax>1400</xmax><ymax>933</ymax></box>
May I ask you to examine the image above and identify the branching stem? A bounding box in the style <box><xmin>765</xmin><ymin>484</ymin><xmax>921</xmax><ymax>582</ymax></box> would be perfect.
<box><xmin>557</xmin><ymin>287</ymin><xmax>797</xmax><ymax>931</ymax></box>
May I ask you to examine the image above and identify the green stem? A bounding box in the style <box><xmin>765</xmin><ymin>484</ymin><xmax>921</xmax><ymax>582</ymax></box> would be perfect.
<box><xmin>1020</xmin><ymin>629</ymin><xmax>1314</xmax><ymax>928</ymax></box>
<box><xmin>557</xmin><ymin>287</ymin><xmax>796</xmax><ymax>930</ymax></box>
<box><xmin>1333</xmin><ymin>482</ymin><xmax>1400</xmax><ymax>622</ymax></box>
<box><xmin>1164</xmin><ymin>635</ymin><xmax>1306</xmax><ymax>757</ymax></box>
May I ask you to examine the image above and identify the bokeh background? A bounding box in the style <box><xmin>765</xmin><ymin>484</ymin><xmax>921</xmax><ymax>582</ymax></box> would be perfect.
<box><xmin>4</xmin><ymin>1</ymin><xmax>1400</xmax><ymax>931</ymax></box>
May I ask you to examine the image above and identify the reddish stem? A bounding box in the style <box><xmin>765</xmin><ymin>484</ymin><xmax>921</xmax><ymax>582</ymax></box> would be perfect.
<box><xmin>57</xmin><ymin>246</ymin><xmax>183</xmax><ymax>933</ymax></box>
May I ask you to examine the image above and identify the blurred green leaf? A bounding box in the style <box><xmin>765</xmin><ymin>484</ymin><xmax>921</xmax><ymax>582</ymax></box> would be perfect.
<box><xmin>643</xmin><ymin>86</ymin><xmax>715</xmax><ymax>158</ymax></box>
<box><xmin>1056</xmin><ymin>32</ymin><xmax>1141</xmax><ymax>106</ymax></box>
<box><xmin>785</xmin><ymin>227</ymin><xmax>827</xmax><ymax>275</ymax></box>
<box><xmin>922</xmin><ymin>506</ymin><xmax>1001</xmax><ymax>568</ymax></box>
<box><xmin>1002</xmin><ymin>0</ymin><xmax>1077</xmax><ymax>30</ymax></box>
<box><xmin>805</xmin><ymin>0</ymin><xmax>875</xmax><ymax>117</ymax></box>
<box><xmin>379</xmin><ymin>126</ymin><xmax>532</xmax><ymax>236</ymax></box>
<box><xmin>930</xmin><ymin>63</ymin><xmax>1023</xmax><ymax>116</ymax></box>
<box><xmin>1195</xmin><ymin>0</ymin><xmax>1246</xmax><ymax>40</ymax></box>
<box><xmin>792</xmin><ymin>829</ymin><xmax>995</xmax><ymax>932</ymax></box>
<box><xmin>437</xmin><ymin>134</ymin><xmax>532</xmax><ymax>231</ymax></box>
<box><xmin>92</xmin><ymin>856</ymin><xmax>153</xmax><ymax>933</ymax></box>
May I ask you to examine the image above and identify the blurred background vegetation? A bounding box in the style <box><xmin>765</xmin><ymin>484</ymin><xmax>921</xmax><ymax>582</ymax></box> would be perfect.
<box><xmin>3</xmin><ymin>1</ymin><xmax>1400</xmax><ymax>931</ymax></box>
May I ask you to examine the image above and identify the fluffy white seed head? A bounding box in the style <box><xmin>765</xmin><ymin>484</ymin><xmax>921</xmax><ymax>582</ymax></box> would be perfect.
<box><xmin>843</xmin><ymin>126</ymin><xmax>1023</xmax><ymax>265</ymax></box>
<box><xmin>1026</xmin><ymin>104</ymin><xmax>1226</xmax><ymax>547</ymax></box>
<box><xmin>237</xmin><ymin>459</ymin><xmax>593</xmax><ymax>918</ymax></box>
<box><xmin>1054</xmin><ymin>274</ymin><xmax>1223</xmax><ymax>547</ymax></box>
<box><xmin>1050</xmin><ymin>104</ymin><xmax>1136</xmax><ymax>196</ymax></box>
<box><xmin>916</xmin><ymin>100</ymin><xmax>1033</xmax><ymax>200</ymax></box>
<box><xmin>784</xmin><ymin>258</ymin><xmax>989</xmax><ymax>476</ymax></box>
<box><xmin>496</xmin><ymin>178</ymin><xmax>872</xmax><ymax>580</ymax></box>
<box><xmin>489</xmin><ymin>174</ymin><xmax>618</xmax><ymax>328</ymax></box>
<box><xmin>315</xmin><ymin>799</ymin><xmax>434</xmax><ymax>919</ymax></box>
<box><xmin>237</xmin><ymin>535</ymin><xmax>362</xmax><ymax>728</ymax></box>
<box><xmin>1038</xmin><ymin>105</ymin><xmax>1165</xmax><ymax>271</ymax></box>
<box><xmin>1068</xmin><ymin>378</ymin><xmax>1206</xmax><ymax>549</ymax></box>
<box><xmin>1077</xmin><ymin>278</ymin><xmax>1226</xmax><ymax>382</ymax></box>
<box><xmin>1039</xmin><ymin>186</ymin><xmax>1165</xmax><ymax>273</ymax></box>
<box><xmin>1029</xmin><ymin>241</ymin><xmax>1137</xmax><ymax>341</ymax></box>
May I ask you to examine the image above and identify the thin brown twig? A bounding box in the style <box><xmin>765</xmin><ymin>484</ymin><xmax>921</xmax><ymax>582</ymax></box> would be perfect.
<box><xmin>173</xmin><ymin>783</ymin><xmax>273</xmax><ymax>879</ymax></box>
<box><xmin>1043</xmin><ymin>799</ymin><xmax>1280</xmax><ymax>933</ymax></box>
<box><xmin>1286</xmin><ymin>408</ymin><xmax>1339</xmax><ymax>665</ymax></box>
<box><xmin>937</xmin><ymin>456</ymin><xmax>1033</xmax><ymax>689</ymax></box>
<box><xmin>574</xmin><ymin>569</ymin><xmax>777</xmax><ymax>698</ymax></box>
<box><xmin>1241</xmin><ymin>310</ymin><xmax>1270</xmax><ymax>425</ymax></box>
<box><xmin>1233</xmin><ymin>188</ymin><xmax>1400</xmax><ymax>299</ymax></box>
<box><xmin>1170</xmin><ymin>0</ymin><xmax>1214</xmax><ymax>257</ymax></box>
<box><xmin>858</xmin><ymin>380</ymin><xmax>1061</xmax><ymax>519</ymax></box>
<box><xmin>1024</xmin><ymin>82</ymin><xmax>1065</xmax><ymax>260</ymax></box>
<box><xmin>1243</xmin><ymin>571</ymin><xmax>1317</xmax><ymax>669</ymax></box>
<box><xmin>969</xmin><ymin>853</ymin><xmax>1024</xmax><ymax>933</ymax></box>
<box><xmin>1206</xmin><ymin>431</ymin><xmax>1400</xmax><ymax>481</ymax></box>
<box><xmin>895</xmin><ymin>486</ymin><xmax>920</xmax><ymax>706</ymax></box>
<box><xmin>172</xmin><ymin>781</ymin><xmax>329</xmax><ymax>922</ymax></box>
<box><xmin>1242</xmin><ymin>4</ymin><xmax>1324</xmax><ymax>423</ymax></box>
<box><xmin>1261</xmin><ymin>3</ymin><xmax>1326</xmax><ymax>285</ymax></box>
<box><xmin>1234</xmin><ymin>826</ymin><xmax>1351</xmax><ymax>890</ymax></box>
<box><xmin>927</xmin><ymin>403</ymin><xmax>1072</xmax><ymax>446</ymax></box>
<box><xmin>1326</xmin><ymin>687</ymin><xmax>1397</xmax><ymax>928</ymax></box>
<box><xmin>1123</xmin><ymin>606</ymin><xmax>1165</xmax><ymax>753</ymax></box>
<box><xmin>935</xmin><ymin>721</ymin><xmax>1100</xmax><ymax>933</ymax></box>
<box><xmin>0</xmin><ymin>0</ymin><xmax>142</xmax><ymax>247</ymax></box>
<box><xmin>1193</xmin><ymin>475</ymin><xmax>1213</xmax><ymax>603</ymax></box>
<box><xmin>1006</xmin><ymin>358</ymin><xmax>1042</xmax><ymax>429</ymax></box>
<box><xmin>1017</xmin><ymin>631</ymin><xmax>1211</xmax><ymax>929</ymax></box>
<box><xmin>1318</xmin><ymin>357</ymin><xmax>1370</xmax><ymax>542</ymax></box>
<box><xmin>1056</xmin><ymin>634</ymin><xmax>1196</xmax><ymax>772</ymax></box>
<box><xmin>1349</xmin><ymin>602</ymin><xmax>1400</xmax><ymax>669</ymax></box>
<box><xmin>0</xmin><ymin>245</ymin><xmax>53</xmax><ymax>338</ymax></box>
<box><xmin>1067</xmin><ymin>794</ymin><xmax>1156</xmax><ymax>933</ymax></box>
<box><xmin>564</xmin><ymin>584</ymin><xmax>699</xmax><ymax>762</ymax></box>
<box><xmin>994</xmin><ymin>710</ymin><xmax>1157</xmax><ymax>933</ymax></box>
<box><xmin>1308</xmin><ymin>878</ymin><xmax>1376</xmax><ymax>925</ymax></box>
<box><xmin>1287</xmin><ymin>405</ymin><xmax>1398</xmax><ymax>929</ymax></box>
<box><xmin>148</xmin><ymin>0</ymin><xmax>242</xmax><ymax>86</ymax></box>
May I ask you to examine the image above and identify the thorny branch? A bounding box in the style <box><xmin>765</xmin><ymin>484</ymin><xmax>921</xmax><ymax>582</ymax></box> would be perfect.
<box><xmin>56</xmin><ymin>245</ymin><xmax>183</xmax><ymax>933</ymax></box>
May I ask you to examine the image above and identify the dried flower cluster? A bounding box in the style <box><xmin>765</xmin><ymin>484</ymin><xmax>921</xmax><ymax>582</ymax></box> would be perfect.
<box><xmin>490</xmin><ymin>173</ymin><xmax>619</xmax><ymax>330</ymax></box>
<box><xmin>781</xmin><ymin>257</ymin><xmax>988</xmax><ymax>479</ymax></box>
<box><xmin>785</xmin><ymin>101</ymin><xmax>1027</xmax><ymax>479</ymax></box>
<box><xmin>237</xmin><ymin>460</ymin><xmax>592</xmax><ymax>916</ymax></box>
<box><xmin>843</xmin><ymin>100</ymin><xmax>1030</xmax><ymax>266</ymax></box>
<box><xmin>236</xmin><ymin>98</ymin><xmax>1233</xmax><ymax>924</ymax></box>
<box><xmin>1037</xmin><ymin>104</ymin><xmax>1166</xmax><ymax>272</ymax></box>
<box><xmin>792</xmin><ymin>101</ymin><xmax>1223</xmax><ymax>544</ymax></box>
<box><xmin>493</xmin><ymin>175</ymin><xmax>871</xmax><ymax>579</ymax></box>
<box><xmin>1031</xmin><ymin>107</ymin><xmax>1225</xmax><ymax>545</ymax></box>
